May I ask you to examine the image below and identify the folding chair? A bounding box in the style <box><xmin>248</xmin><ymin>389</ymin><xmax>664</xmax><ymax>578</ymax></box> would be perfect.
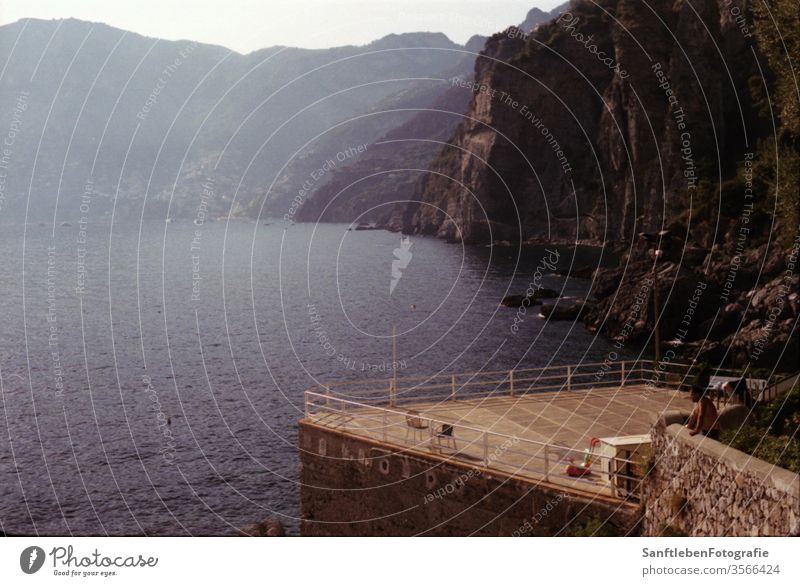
<box><xmin>432</xmin><ymin>423</ymin><xmax>457</xmax><ymax>452</ymax></box>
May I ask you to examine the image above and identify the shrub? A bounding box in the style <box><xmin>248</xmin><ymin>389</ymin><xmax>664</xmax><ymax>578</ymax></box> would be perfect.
<box><xmin>719</xmin><ymin>384</ymin><xmax>800</xmax><ymax>473</ymax></box>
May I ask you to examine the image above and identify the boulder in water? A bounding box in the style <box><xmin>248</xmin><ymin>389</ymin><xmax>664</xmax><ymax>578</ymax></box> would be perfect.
<box><xmin>535</xmin><ymin>288</ymin><xmax>559</xmax><ymax>299</ymax></box>
<box><xmin>539</xmin><ymin>298</ymin><xmax>593</xmax><ymax>320</ymax></box>
<box><xmin>238</xmin><ymin>517</ymin><xmax>287</xmax><ymax>536</ymax></box>
<box><xmin>500</xmin><ymin>288</ymin><xmax>559</xmax><ymax>307</ymax></box>
<box><xmin>501</xmin><ymin>294</ymin><xmax>540</xmax><ymax>307</ymax></box>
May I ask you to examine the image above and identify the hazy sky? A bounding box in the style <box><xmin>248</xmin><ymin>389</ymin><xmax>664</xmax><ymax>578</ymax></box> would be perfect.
<box><xmin>0</xmin><ymin>0</ymin><xmax>565</xmax><ymax>53</ymax></box>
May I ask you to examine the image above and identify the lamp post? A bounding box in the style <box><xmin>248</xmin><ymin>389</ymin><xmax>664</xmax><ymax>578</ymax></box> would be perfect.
<box><xmin>391</xmin><ymin>324</ymin><xmax>397</xmax><ymax>407</ymax></box>
<box><xmin>390</xmin><ymin>304</ymin><xmax>415</xmax><ymax>406</ymax></box>
<box><xmin>649</xmin><ymin>248</ymin><xmax>663</xmax><ymax>364</ymax></box>
<box><xmin>639</xmin><ymin>231</ymin><xmax>667</xmax><ymax>365</ymax></box>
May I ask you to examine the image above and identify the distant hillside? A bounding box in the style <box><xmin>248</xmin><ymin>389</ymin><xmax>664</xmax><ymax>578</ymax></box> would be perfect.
<box><xmin>293</xmin><ymin>35</ymin><xmax>483</xmax><ymax>223</ymax></box>
<box><xmin>0</xmin><ymin>18</ymin><xmax>470</xmax><ymax>223</ymax></box>
<box><xmin>294</xmin><ymin>4</ymin><xmax>568</xmax><ymax>224</ymax></box>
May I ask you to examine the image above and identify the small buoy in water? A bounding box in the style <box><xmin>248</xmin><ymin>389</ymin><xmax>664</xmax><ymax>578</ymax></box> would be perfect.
<box><xmin>410</xmin><ymin>304</ymin><xmax>416</xmax><ymax>311</ymax></box>
<box><xmin>167</xmin><ymin>416</ymin><xmax>171</xmax><ymax>425</ymax></box>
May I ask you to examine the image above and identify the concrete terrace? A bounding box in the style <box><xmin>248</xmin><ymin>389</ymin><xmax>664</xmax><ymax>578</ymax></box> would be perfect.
<box><xmin>395</xmin><ymin>385</ymin><xmax>691</xmax><ymax>447</ymax></box>
<box><xmin>303</xmin><ymin>362</ymin><xmax>696</xmax><ymax>499</ymax></box>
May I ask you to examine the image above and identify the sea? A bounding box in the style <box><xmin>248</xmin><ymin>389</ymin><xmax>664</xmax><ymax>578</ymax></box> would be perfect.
<box><xmin>0</xmin><ymin>218</ymin><xmax>629</xmax><ymax>535</ymax></box>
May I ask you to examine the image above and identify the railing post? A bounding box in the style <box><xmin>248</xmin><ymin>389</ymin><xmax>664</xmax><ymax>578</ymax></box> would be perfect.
<box><xmin>382</xmin><ymin>410</ymin><xmax>387</xmax><ymax>442</ymax></box>
<box><xmin>620</xmin><ymin>361</ymin><xmax>626</xmax><ymax>386</ymax></box>
<box><xmin>389</xmin><ymin>379</ymin><xmax>396</xmax><ymax>407</ymax></box>
<box><xmin>483</xmin><ymin>432</ymin><xmax>489</xmax><ymax>466</ymax></box>
<box><xmin>638</xmin><ymin>473</ymin><xmax>643</xmax><ymax>503</ymax></box>
<box><xmin>566</xmin><ymin>366</ymin><xmax>572</xmax><ymax>392</ymax></box>
<box><xmin>450</xmin><ymin>374</ymin><xmax>457</xmax><ymax>401</ymax></box>
<box><xmin>544</xmin><ymin>445</ymin><xmax>550</xmax><ymax>481</ymax></box>
<box><xmin>324</xmin><ymin>385</ymin><xmax>330</xmax><ymax>409</ymax></box>
<box><xmin>509</xmin><ymin>369</ymin><xmax>515</xmax><ymax>397</ymax></box>
<box><xmin>304</xmin><ymin>391</ymin><xmax>310</xmax><ymax>417</ymax></box>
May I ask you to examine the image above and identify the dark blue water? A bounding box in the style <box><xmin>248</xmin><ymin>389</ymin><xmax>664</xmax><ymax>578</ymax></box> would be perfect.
<box><xmin>0</xmin><ymin>218</ymin><xmax>625</xmax><ymax>535</ymax></box>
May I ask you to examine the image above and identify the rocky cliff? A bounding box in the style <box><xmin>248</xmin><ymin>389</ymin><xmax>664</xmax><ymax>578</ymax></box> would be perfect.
<box><xmin>293</xmin><ymin>37</ymin><xmax>483</xmax><ymax>223</ymax></box>
<box><xmin>387</xmin><ymin>0</ymin><xmax>760</xmax><ymax>245</ymax></box>
<box><xmin>583</xmin><ymin>232</ymin><xmax>799</xmax><ymax>370</ymax></box>
<box><xmin>294</xmin><ymin>5</ymin><xmax>570</xmax><ymax>224</ymax></box>
<box><xmin>385</xmin><ymin>0</ymin><xmax>798</xmax><ymax>369</ymax></box>
<box><xmin>579</xmin><ymin>0</ymin><xmax>800</xmax><ymax>369</ymax></box>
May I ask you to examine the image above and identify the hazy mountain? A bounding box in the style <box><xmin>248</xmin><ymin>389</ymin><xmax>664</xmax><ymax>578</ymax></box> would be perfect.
<box><xmin>293</xmin><ymin>4</ymin><xmax>569</xmax><ymax>224</ymax></box>
<box><xmin>293</xmin><ymin>35</ymin><xmax>484</xmax><ymax>223</ymax></box>
<box><xmin>518</xmin><ymin>2</ymin><xmax>570</xmax><ymax>32</ymax></box>
<box><xmin>0</xmin><ymin>18</ymin><xmax>471</xmax><ymax>223</ymax></box>
<box><xmin>259</xmin><ymin>38</ymin><xmax>482</xmax><ymax>220</ymax></box>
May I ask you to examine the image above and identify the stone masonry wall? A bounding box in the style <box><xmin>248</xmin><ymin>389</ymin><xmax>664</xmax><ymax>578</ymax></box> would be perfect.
<box><xmin>299</xmin><ymin>421</ymin><xmax>641</xmax><ymax>536</ymax></box>
<box><xmin>643</xmin><ymin>413</ymin><xmax>800</xmax><ymax>536</ymax></box>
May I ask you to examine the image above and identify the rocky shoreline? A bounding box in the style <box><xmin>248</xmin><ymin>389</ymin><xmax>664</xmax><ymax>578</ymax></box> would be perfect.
<box><xmin>494</xmin><ymin>224</ymin><xmax>798</xmax><ymax>371</ymax></box>
<box><xmin>373</xmin><ymin>0</ymin><xmax>800</xmax><ymax>372</ymax></box>
<box><xmin>583</xmin><ymin>228</ymin><xmax>800</xmax><ymax>371</ymax></box>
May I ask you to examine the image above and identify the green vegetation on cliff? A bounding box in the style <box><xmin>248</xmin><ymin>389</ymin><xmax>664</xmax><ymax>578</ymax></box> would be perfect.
<box><xmin>691</xmin><ymin>0</ymin><xmax>800</xmax><ymax>245</ymax></box>
<box><xmin>721</xmin><ymin>384</ymin><xmax>800</xmax><ymax>473</ymax></box>
<box><xmin>751</xmin><ymin>0</ymin><xmax>800</xmax><ymax>243</ymax></box>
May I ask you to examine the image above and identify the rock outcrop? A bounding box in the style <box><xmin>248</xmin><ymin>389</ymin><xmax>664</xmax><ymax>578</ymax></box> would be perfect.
<box><xmin>500</xmin><ymin>288</ymin><xmax>558</xmax><ymax>307</ymax></box>
<box><xmin>540</xmin><ymin>297</ymin><xmax>593</xmax><ymax>320</ymax></box>
<box><xmin>379</xmin><ymin>0</ymin><xmax>798</xmax><ymax>369</ymax></box>
<box><xmin>387</xmin><ymin>0</ymin><xmax>759</xmax><ymax>245</ymax></box>
<box><xmin>238</xmin><ymin>517</ymin><xmax>287</xmax><ymax>537</ymax></box>
<box><xmin>583</xmin><ymin>231</ymin><xmax>799</xmax><ymax>370</ymax></box>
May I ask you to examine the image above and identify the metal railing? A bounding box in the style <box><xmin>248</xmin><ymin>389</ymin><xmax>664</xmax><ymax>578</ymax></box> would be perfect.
<box><xmin>304</xmin><ymin>390</ymin><xmax>648</xmax><ymax>501</ymax></box>
<box><xmin>310</xmin><ymin>359</ymin><xmax>701</xmax><ymax>408</ymax></box>
<box><xmin>302</xmin><ymin>361</ymin><xmax>795</xmax><ymax>500</ymax></box>
<box><xmin>757</xmin><ymin>372</ymin><xmax>799</xmax><ymax>403</ymax></box>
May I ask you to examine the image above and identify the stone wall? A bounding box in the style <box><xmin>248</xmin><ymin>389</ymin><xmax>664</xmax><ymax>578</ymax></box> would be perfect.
<box><xmin>643</xmin><ymin>413</ymin><xmax>800</xmax><ymax>536</ymax></box>
<box><xmin>299</xmin><ymin>421</ymin><xmax>641</xmax><ymax>536</ymax></box>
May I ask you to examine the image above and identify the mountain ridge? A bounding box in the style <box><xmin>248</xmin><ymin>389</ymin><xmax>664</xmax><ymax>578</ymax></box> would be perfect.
<box><xmin>0</xmin><ymin>16</ymin><xmax>475</xmax><ymax>223</ymax></box>
<box><xmin>293</xmin><ymin>3</ymin><xmax>568</xmax><ymax>224</ymax></box>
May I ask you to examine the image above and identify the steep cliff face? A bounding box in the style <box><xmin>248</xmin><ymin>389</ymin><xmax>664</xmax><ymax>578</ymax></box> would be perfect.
<box><xmin>294</xmin><ymin>5</ymin><xmax>571</xmax><ymax>225</ymax></box>
<box><xmin>578</xmin><ymin>0</ymin><xmax>800</xmax><ymax>369</ymax></box>
<box><xmin>294</xmin><ymin>79</ymin><xmax>474</xmax><ymax>223</ymax></box>
<box><xmin>293</xmin><ymin>36</ymin><xmax>485</xmax><ymax>224</ymax></box>
<box><xmin>389</xmin><ymin>0</ymin><xmax>758</xmax><ymax>245</ymax></box>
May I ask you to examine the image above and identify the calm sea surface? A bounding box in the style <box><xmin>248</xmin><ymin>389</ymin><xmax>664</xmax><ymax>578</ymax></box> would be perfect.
<box><xmin>0</xmin><ymin>219</ymin><xmax>628</xmax><ymax>535</ymax></box>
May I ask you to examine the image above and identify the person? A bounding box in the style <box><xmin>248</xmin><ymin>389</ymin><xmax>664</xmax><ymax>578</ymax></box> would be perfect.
<box><xmin>686</xmin><ymin>385</ymin><xmax>721</xmax><ymax>439</ymax></box>
<box><xmin>723</xmin><ymin>377</ymin><xmax>755</xmax><ymax>408</ymax></box>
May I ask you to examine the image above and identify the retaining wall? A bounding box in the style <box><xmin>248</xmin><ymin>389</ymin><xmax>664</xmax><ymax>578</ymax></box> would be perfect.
<box><xmin>299</xmin><ymin>421</ymin><xmax>640</xmax><ymax>536</ymax></box>
<box><xmin>643</xmin><ymin>413</ymin><xmax>800</xmax><ymax>536</ymax></box>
